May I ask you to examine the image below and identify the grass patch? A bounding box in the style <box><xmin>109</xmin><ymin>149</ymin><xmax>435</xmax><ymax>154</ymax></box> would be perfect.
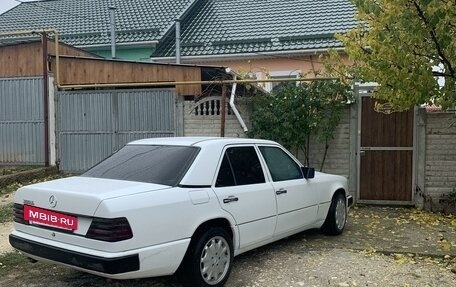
<box><xmin>0</xmin><ymin>166</ymin><xmax>41</xmax><ymax>176</ymax></box>
<box><xmin>0</xmin><ymin>173</ymin><xmax>71</xmax><ymax>195</ymax></box>
<box><xmin>0</xmin><ymin>203</ymin><xmax>12</xmax><ymax>223</ymax></box>
<box><xmin>0</xmin><ymin>251</ymin><xmax>32</xmax><ymax>277</ymax></box>
<box><xmin>0</xmin><ymin>182</ymin><xmax>23</xmax><ymax>196</ymax></box>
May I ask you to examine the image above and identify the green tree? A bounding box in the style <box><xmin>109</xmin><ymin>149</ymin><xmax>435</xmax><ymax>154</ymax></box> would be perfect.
<box><xmin>325</xmin><ymin>0</ymin><xmax>456</xmax><ymax>110</ymax></box>
<box><xmin>250</xmin><ymin>80</ymin><xmax>351</xmax><ymax>170</ymax></box>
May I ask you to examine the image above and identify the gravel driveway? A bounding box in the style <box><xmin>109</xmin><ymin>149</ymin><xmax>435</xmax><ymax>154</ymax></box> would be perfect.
<box><xmin>1</xmin><ymin>206</ymin><xmax>455</xmax><ymax>287</ymax></box>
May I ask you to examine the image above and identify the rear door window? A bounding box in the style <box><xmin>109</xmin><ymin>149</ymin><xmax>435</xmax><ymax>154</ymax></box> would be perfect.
<box><xmin>215</xmin><ymin>146</ymin><xmax>265</xmax><ymax>187</ymax></box>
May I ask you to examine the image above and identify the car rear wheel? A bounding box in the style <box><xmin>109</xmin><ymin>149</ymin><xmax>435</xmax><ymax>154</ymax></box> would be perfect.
<box><xmin>181</xmin><ymin>227</ymin><xmax>233</xmax><ymax>287</ymax></box>
<box><xmin>321</xmin><ymin>192</ymin><xmax>347</xmax><ymax>235</ymax></box>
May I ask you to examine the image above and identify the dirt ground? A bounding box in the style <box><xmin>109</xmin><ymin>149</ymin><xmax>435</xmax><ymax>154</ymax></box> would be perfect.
<box><xmin>0</xmin><ymin>222</ymin><xmax>13</xmax><ymax>255</ymax></box>
<box><xmin>0</xmin><ymin>191</ymin><xmax>12</xmax><ymax>207</ymax></box>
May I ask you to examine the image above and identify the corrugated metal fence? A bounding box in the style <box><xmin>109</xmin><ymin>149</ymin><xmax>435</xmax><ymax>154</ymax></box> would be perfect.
<box><xmin>0</xmin><ymin>77</ymin><xmax>44</xmax><ymax>165</ymax></box>
<box><xmin>57</xmin><ymin>89</ymin><xmax>176</xmax><ymax>172</ymax></box>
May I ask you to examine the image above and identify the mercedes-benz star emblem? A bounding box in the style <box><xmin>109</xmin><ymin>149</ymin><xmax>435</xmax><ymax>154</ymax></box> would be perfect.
<box><xmin>49</xmin><ymin>195</ymin><xmax>57</xmax><ymax>208</ymax></box>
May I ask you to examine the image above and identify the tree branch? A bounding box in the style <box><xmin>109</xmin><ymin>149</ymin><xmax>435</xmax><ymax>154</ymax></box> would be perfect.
<box><xmin>411</xmin><ymin>49</ymin><xmax>440</xmax><ymax>62</ymax></box>
<box><xmin>432</xmin><ymin>71</ymin><xmax>452</xmax><ymax>77</ymax></box>
<box><xmin>412</xmin><ymin>0</ymin><xmax>456</xmax><ymax>79</ymax></box>
<box><xmin>361</xmin><ymin>46</ymin><xmax>372</xmax><ymax>55</ymax></box>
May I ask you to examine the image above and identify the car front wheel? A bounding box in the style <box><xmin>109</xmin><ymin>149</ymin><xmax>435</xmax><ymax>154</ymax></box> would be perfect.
<box><xmin>181</xmin><ymin>227</ymin><xmax>233</xmax><ymax>287</ymax></box>
<box><xmin>321</xmin><ymin>192</ymin><xmax>347</xmax><ymax>235</ymax></box>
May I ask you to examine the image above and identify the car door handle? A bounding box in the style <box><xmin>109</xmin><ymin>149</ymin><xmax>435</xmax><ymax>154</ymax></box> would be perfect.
<box><xmin>276</xmin><ymin>189</ymin><xmax>287</xmax><ymax>195</ymax></box>
<box><xmin>223</xmin><ymin>196</ymin><xmax>239</xmax><ymax>204</ymax></box>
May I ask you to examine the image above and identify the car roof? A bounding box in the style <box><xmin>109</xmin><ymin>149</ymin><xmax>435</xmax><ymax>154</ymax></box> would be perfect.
<box><xmin>128</xmin><ymin>137</ymin><xmax>277</xmax><ymax>147</ymax></box>
<box><xmin>128</xmin><ymin>137</ymin><xmax>281</xmax><ymax>186</ymax></box>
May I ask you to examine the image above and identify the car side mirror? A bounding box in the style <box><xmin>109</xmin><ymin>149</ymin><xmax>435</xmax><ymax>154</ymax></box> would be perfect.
<box><xmin>302</xmin><ymin>166</ymin><xmax>315</xmax><ymax>179</ymax></box>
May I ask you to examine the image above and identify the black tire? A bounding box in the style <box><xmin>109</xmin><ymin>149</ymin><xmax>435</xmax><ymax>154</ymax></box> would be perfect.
<box><xmin>321</xmin><ymin>192</ymin><xmax>347</xmax><ymax>235</ymax></box>
<box><xmin>180</xmin><ymin>227</ymin><xmax>233</xmax><ymax>287</ymax></box>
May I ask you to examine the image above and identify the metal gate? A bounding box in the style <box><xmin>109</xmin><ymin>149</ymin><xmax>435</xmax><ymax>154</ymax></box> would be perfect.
<box><xmin>0</xmin><ymin>77</ymin><xmax>45</xmax><ymax>165</ymax></box>
<box><xmin>358</xmin><ymin>90</ymin><xmax>414</xmax><ymax>203</ymax></box>
<box><xmin>57</xmin><ymin>89</ymin><xmax>177</xmax><ymax>172</ymax></box>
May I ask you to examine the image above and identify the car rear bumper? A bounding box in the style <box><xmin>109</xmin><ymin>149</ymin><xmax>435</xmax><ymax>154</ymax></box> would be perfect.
<box><xmin>9</xmin><ymin>230</ymin><xmax>191</xmax><ymax>279</ymax></box>
<box><xmin>10</xmin><ymin>234</ymin><xmax>139</xmax><ymax>274</ymax></box>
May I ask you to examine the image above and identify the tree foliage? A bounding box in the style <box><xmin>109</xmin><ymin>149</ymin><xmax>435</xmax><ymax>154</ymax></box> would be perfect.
<box><xmin>250</xmin><ymin>80</ymin><xmax>351</xmax><ymax>170</ymax></box>
<box><xmin>324</xmin><ymin>0</ymin><xmax>456</xmax><ymax>110</ymax></box>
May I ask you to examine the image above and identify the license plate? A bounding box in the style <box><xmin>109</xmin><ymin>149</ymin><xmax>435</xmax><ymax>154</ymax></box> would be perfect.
<box><xmin>24</xmin><ymin>205</ymin><xmax>78</xmax><ymax>231</ymax></box>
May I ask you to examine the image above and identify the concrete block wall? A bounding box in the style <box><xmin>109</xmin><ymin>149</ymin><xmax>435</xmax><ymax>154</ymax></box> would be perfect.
<box><xmin>424</xmin><ymin>113</ymin><xmax>456</xmax><ymax>210</ymax></box>
<box><xmin>183</xmin><ymin>97</ymin><xmax>251</xmax><ymax>138</ymax></box>
<box><xmin>306</xmin><ymin>108</ymin><xmax>351</xmax><ymax>178</ymax></box>
<box><xmin>183</xmin><ymin>95</ymin><xmax>455</xmax><ymax>212</ymax></box>
<box><xmin>184</xmin><ymin>96</ymin><xmax>351</xmax><ymax>178</ymax></box>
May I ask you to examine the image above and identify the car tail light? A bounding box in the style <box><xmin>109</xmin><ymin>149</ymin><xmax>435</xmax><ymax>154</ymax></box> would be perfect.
<box><xmin>86</xmin><ymin>217</ymin><xmax>133</xmax><ymax>242</ymax></box>
<box><xmin>13</xmin><ymin>204</ymin><xmax>28</xmax><ymax>225</ymax></box>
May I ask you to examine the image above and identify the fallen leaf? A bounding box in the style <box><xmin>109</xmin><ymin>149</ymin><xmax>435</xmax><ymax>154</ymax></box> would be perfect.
<box><xmin>393</xmin><ymin>253</ymin><xmax>408</xmax><ymax>265</ymax></box>
<box><xmin>442</xmin><ymin>243</ymin><xmax>452</xmax><ymax>251</ymax></box>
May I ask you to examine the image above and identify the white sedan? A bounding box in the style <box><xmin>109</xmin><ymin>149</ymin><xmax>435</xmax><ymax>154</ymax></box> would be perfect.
<box><xmin>10</xmin><ymin>137</ymin><xmax>352</xmax><ymax>287</ymax></box>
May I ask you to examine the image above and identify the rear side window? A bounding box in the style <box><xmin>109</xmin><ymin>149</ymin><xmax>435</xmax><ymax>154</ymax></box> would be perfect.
<box><xmin>82</xmin><ymin>145</ymin><xmax>199</xmax><ymax>186</ymax></box>
<box><xmin>215</xmin><ymin>146</ymin><xmax>265</xmax><ymax>187</ymax></box>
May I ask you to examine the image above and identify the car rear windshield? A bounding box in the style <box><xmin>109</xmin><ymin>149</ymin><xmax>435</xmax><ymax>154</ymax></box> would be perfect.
<box><xmin>82</xmin><ymin>145</ymin><xmax>200</xmax><ymax>186</ymax></box>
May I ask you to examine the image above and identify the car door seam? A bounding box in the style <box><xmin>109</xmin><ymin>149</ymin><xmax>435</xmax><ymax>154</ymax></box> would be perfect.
<box><xmin>277</xmin><ymin>204</ymin><xmax>319</xmax><ymax>216</ymax></box>
<box><xmin>236</xmin><ymin>214</ymin><xmax>277</xmax><ymax>226</ymax></box>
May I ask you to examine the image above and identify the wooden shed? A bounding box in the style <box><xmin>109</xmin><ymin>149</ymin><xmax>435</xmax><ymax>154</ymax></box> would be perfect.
<box><xmin>0</xmin><ymin>39</ymin><xmax>228</xmax><ymax>96</ymax></box>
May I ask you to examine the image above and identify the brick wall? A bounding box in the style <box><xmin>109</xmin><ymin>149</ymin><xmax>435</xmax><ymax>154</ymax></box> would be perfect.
<box><xmin>424</xmin><ymin>113</ymin><xmax>456</xmax><ymax>211</ymax></box>
<box><xmin>183</xmin><ymin>97</ymin><xmax>251</xmax><ymax>138</ymax></box>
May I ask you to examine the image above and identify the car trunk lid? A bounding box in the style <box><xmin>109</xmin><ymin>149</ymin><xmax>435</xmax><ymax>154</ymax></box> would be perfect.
<box><xmin>14</xmin><ymin>176</ymin><xmax>170</xmax><ymax>217</ymax></box>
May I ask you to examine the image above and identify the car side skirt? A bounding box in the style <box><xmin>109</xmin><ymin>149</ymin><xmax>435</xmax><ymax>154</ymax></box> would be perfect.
<box><xmin>9</xmin><ymin>234</ymin><xmax>139</xmax><ymax>274</ymax></box>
